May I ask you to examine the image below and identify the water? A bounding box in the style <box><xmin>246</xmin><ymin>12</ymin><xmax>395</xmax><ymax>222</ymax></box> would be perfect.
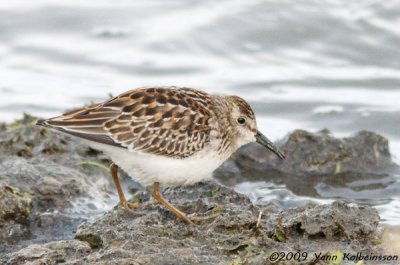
<box><xmin>0</xmin><ymin>0</ymin><xmax>399</xmax><ymax>226</ymax></box>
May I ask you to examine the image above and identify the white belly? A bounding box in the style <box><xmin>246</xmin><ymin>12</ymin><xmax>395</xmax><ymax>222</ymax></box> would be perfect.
<box><xmin>89</xmin><ymin>142</ymin><xmax>229</xmax><ymax>187</ymax></box>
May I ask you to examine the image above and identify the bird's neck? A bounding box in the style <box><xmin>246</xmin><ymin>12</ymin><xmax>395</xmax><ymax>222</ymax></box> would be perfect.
<box><xmin>209</xmin><ymin>96</ymin><xmax>238</xmax><ymax>156</ymax></box>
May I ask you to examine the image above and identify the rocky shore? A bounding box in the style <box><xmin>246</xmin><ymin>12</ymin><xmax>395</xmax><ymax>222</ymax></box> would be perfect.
<box><xmin>0</xmin><ymin>115</ymin><xmax>397</xmax><ymax>264</ymax></box>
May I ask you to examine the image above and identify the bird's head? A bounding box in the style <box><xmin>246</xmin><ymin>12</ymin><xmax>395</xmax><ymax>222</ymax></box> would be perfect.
<box><xmin>226</xmin><ymin>96</ymin><xmax>285</xmax><ymax>159</ymax></box>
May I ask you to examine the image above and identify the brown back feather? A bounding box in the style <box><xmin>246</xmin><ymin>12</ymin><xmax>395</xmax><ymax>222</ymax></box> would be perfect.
<box><xmin>39</xmin><ymin>87</ymin><xmax>213</xmax><ymax>158</ymax></box>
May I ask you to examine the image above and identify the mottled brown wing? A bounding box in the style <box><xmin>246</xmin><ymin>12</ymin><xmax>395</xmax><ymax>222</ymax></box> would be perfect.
<box><xmin>39</xmin><ymin>87</ymin><xmax>213</xmax><ymax>158</ymax></box>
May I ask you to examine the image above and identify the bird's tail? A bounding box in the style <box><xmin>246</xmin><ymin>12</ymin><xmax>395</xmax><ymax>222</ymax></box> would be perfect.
<box><xmin>36</xmin><ymin>119</ymin><xmax>50</xmax><ymax>127</ymax></box>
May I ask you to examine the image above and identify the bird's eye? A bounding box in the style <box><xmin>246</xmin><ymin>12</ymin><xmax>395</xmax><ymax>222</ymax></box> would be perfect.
<box><xmin>237</xmin><ymin>117</ymin><xmax>246</xmax><ymax>125</ymax></box>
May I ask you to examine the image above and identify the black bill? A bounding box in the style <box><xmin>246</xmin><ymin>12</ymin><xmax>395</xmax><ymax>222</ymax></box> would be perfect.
<box><xmin>255</xmin><ymin>131</ymin><xmax>285</xmax><ymax>160</ymax></box>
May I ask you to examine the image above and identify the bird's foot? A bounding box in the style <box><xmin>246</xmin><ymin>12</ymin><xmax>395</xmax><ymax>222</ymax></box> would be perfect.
<box><xmin>150</xmin><ymin>182</ymin><xmax>220</xmax><ymax>226</ymax></box>
<box><xmin>151</xmin><ymin>199</ymin><xmax>161</xmax><ymax>205</ymax></box>
<box><xmin>174</xmin><ymin>211</ymin><xmax>196</xmax><ymax>226</ymax></box>
<box><xmin>188</xmin><ymin>204</ymin><xmax>222</xmax><ymax>223</ymax></box>
<box><xmin>189</xmin><ymin>212</ymin><xmax>220</xmax><ymax>223</ymax></box>
<box><xmin>117</xmin><ymin>200</ymin><xmax>140</xmax><ymax>212</ymax></box>
<box><xmin>165</xmin><ymin>210</ymin><xmax>220</xmax><ymax>226</ymax></box>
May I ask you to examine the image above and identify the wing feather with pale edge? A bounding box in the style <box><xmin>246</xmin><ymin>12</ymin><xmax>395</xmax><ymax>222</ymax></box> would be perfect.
<box><xmin>38</xmin><ymin>87</ymin><xmax>212</xmax><ymax>158</ymax></box>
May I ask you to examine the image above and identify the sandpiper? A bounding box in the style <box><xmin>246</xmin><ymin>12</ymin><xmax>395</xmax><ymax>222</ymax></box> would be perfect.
<box><xmin>37</xmin><ymin>86</ymin><xmax>284</xmax><ymax>224</ymax></box>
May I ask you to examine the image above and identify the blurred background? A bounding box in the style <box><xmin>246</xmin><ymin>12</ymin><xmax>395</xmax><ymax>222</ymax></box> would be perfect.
<box><xmin>0</xmin><ymin>1</ymin><xmax>399</xmax><ymax>226</ymax></box>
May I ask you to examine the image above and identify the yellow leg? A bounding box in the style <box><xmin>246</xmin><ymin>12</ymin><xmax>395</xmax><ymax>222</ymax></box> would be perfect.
<box><xmin>110</xmin><ymin>163</ymin><xmax>138</xmax><ymax>211</ymax></box>
<box><xmin>150</xmin><ymin>182</ymin><xmax>220</xmax><ymax>225</ymax></box>
<box><xmin>151</xmin><ymin>182</ymin><xmax>195</xmax><ymax>225</ymax></box>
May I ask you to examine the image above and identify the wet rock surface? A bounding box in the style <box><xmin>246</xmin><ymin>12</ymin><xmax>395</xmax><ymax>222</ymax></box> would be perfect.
<box><xmin>3</xmin><ymin>182</ymin><xmax>384</xmax><ymax>265</ymax></box>
<box><xmin>270</xmin><ymin>201</ymin><xmax>380</xmax><ymax>241</ymax></box>
<box><xmin>0</xmin><ymin>114</ymin><xmax>115</xmax><ymax>254</ymax></box>
<box><xmin>7</xmin><ymin>240</ymin><xmax>92</xmax><ymax>265</ymax></box>
<box><xmin>214</xmin><ymin>129</ymin><xmax>399</xmax><ymax>199</ymax></box>
<box><xmin>0</xmin><ymin>186</ymin><xmax>32</xmax><ymax>247</ymax></box>
<box><xmin>0</xmin><ymin>115</ymin><xmax>395</xmax><ymax>264</ymax></box>
<box><xmin>219</xmin><ymin>129</ymin><xmax>394</xmax><ymax>180</ymax></box>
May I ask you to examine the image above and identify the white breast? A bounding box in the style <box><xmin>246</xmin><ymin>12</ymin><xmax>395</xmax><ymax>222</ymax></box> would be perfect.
<box><xmin>88</xmin><ymin>141</ymin><xmax>231</xmax><ymax>187</ymax></box>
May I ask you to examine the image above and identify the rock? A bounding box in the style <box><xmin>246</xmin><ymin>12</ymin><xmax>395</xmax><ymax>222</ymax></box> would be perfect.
<box><xmin>0</xmin><ymin>114</ymin><xmax>69</xmax><ymax>157</ymax></box>
<box><xmin>0</xmin><ymin>186</ymin><xmax>32</xmax><ymax>223</ymax></box>
<box><xmin>0</xmin><ymin>115</ymin><xmax>116</xmax><ymax>254</ymax></box>
<box><xmin>72</xmin><ymin>181</ymin><xmax>257</xmax><ymax>264</ymax></box>
<box><xmin>7</xmin><ymin>240</ymin><xmax>91</xmax><ymax>265</ymax></box>
<box><xmin>269</xmin><ymin>201</ymin><xmax>380</xmax><ymax>241</ymax></box>
<box><xmin>215</xmin><ymin>130</ymin><xmax>398</xmax><ymax>199</ymax></box>
<box><xmin>0</xmin><ymin>186</ymin><xmax>32</xmax><ymax>248</ymax></box>
<box><xmin>221</xmin><ymin>130</ymin><xmax>394</xmax><ymax>178</ymax></box>
<box><xmin>1</xmin><ymin>157</ymin><xmax>88</xmax><ymax>211</ymax></box>
<box><xmin>0</xmin><ymin>115</ymin><xmax>393</xmax><ymax>264</ymax></box>
<box><xmin>281</xmin><ymin>130</ymin><xmax>393</xmax><ymax>174</ymax></box>
<box><xmin>75</xmin><ymin>233</ymin><xmax>103</xmax><ymax>248</ymax></box>
<box><xmin>1</xmin><ymin>181</ymin><xmax>384</xmax><ymax>265</ymax></box>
